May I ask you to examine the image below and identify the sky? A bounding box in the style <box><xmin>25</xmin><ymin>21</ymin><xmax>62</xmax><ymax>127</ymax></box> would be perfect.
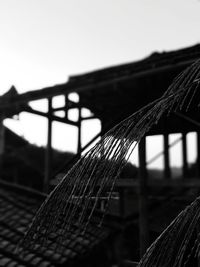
<box><xmin>0</xmin><ymin>0</ymin><xmax>200</xmax><ymax>168</ymax></box>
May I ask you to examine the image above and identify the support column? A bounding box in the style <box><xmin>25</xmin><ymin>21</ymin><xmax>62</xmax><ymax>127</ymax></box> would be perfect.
<box><xmin>0</xmin><ymin>115</ymin><xmax>5</xmax><ymax>177</ymax></box>
<box><xmin>44</xmin><ymin>98</ymin><xmax>53</xmax><ymax>193</ymax></box>
<box><xmin>196</xmin><ymin>131</ymin><xmax>200</xmax><ymax>177</ymax></box>
<box><xmin>119</xmin><ymin>137</ymin><xmax>125</xmax><ymax>217</ymax></box>
<box><xmin>182</xmin><ymin>132</ymin><xmax>188</xmax><ymax>178</ymax></box>
<box><xmin>163</xmin><ymin>133</ymin><xmax>171</xmax><ymax>179</ymax></box>
<box><xmin>138</xmin><ymin>137</ymin><xmax>149</xmax><ymax>257</ymax></box>
<box><xmin>77</xmin><ymin>107</ymin><xmax>82</xmax><ymax>155</ymax></box>
<box><xmin>65</xmin><ymin>94</ymin><xmax>68</xmax><ymax>119</ymax></box>
<box><xmin>119</xmin><ymin>189</ymin><xmax>125</xmax><ymax>217</ymax></box>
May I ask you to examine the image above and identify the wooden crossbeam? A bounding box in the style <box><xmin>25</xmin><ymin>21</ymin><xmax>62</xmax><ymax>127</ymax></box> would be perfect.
<box><xmin>24</xmin><ymin>106</ymin><xmax>78</xmax><ymax>126</ymax></box>
<box><xmin>81</xmin><ymin>115</ymin><xmax>96</xmax><ymax>120</ymax></box>
<box><xmin>51</xmin><ymin>177</ymin><xmax>200</xmax><ymax>188</ymax></box>
<box><xmin>103</xmin><ymin>178</ymin><xmax>200</xmax><ymax>188</ymax></box>
<box><xmin>175</xmin><ymin>111</ymin><xmax>200</xmax><ymax>128</ymax></box>
<box><xmin>52</xmin><ymin>100</ymin><xmax>80</xmax><ymax>111</ymax></box>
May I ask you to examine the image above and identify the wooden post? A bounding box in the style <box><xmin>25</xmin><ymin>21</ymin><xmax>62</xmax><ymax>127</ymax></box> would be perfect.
<box><xmin>119</xmin><ymin>137</ymin><xmax>125</xmax><ymax>217</ymax></box>
<box><xmin>65</xmin><ymin>94</ymin><xmax>68</xmax><ymax>119</ymax></box>
<box><xmin>138</xmin><ymin>137</ymin><xmax>149</xmax><ymax>257</ymax></box>
<box><xmin>119</xmin><ymin>189</ymin><xmax>125</xmax><ymax>217</ymax></box>
<box><xmin>0</xmin><ymin>115</ymin><xmax>5</xmax><ymax>177</ymax></box>
<box><xmin>163</xmin><ymin>133</ymin><xmax>171</xmax><ymax>179</ymax></box>
<box><xmin>196</xmin><ymin>131</ymin><xmax>200</xmax><ymax>177</ymax></box>
<box><xmin>182</xmin><ymin>132</ymin><xmax>188</xmax><ymax>178</ymax></box>
<box><xmin>44</xmin><ymin>98</ymin><xmax>53</xmax><ymax>193</ymax></box>
<box><xmin>77</xmin><ymin>107</ymin><xmax>82</xmax><ymax>154</ymax></box>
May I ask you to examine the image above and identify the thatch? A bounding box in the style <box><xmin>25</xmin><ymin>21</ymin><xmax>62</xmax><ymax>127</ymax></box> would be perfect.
<box><xmin>20</xmin><ymin>59</ymin><xmax>200</xmax><ymax>266</ymax></box>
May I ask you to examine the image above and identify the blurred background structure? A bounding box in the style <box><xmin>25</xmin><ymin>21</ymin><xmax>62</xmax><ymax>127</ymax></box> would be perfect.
<box><xmin>0</xmin><ymin>0</ymin><xmax>200</xmax><ymax>266</ymax></box>
<box><xmin>1</xmin><ymin>44</ymin><xmax>200</xmax><ymax>266</ymax></box>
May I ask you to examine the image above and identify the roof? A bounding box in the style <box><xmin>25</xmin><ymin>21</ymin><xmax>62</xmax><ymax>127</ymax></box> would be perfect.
<box><xmin>1</xmin><ymin>44</ymin><xmax>200</xmax><ymax>134</ymax></box>
<box><xmin>68</xmin><ymin>44</ymin><xmax>200</xmax><ymax>129</ymax></box>
<box><xmin>0</xmin><ymin>181</ymin><xmax>113</xmax><ymax>267</ymax></box>
<box><xmin>1</xmin><ymin>44</ymin><xmax>200</xmax><ymax>111</ymax></box>
<box><xmin>0</xmin><ymin>86</ymin><xmax>30</xmax><ymax>118</ymax></box>
<box><xmin>69</xmin><ymin>44</ymin><xmax>200</xmax><ymax>85</ymax></box>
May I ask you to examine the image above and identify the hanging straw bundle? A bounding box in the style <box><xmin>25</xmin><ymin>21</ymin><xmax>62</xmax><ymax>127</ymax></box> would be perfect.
<box><xmin>20</xmin><ymin>59</ymin><xmax>200</xmax><ymax>265</ymax></box>
<box><xmin>138</xmin><ymin>197</ymin><xmax>200</xmax><ymax>267</ymax></box>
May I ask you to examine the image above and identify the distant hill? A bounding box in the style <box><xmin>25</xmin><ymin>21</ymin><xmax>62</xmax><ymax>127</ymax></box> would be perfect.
<box><xmin>2</xmin><ymin>126</ymin><xmax>75</xmax><ymax>190</ymax></box>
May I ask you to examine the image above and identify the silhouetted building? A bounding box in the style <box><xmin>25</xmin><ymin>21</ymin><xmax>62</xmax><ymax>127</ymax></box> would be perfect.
<box><xmin>1</xmin><ymin>44</ymin><xmax>200</xmax><ymax>265</ymax></box>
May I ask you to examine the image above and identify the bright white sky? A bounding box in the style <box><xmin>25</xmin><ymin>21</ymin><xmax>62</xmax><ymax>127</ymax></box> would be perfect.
<box><xmin>0</xmin><ymin>0</ymin><xmax>200</xmax><ymax>169</ymax></box>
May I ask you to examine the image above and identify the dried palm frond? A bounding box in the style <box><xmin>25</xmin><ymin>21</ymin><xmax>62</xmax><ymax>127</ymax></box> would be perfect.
<box><xmin>20</xmin><ymin>59</ymin><xmax>200</xmax><ymax>261</ymax></box>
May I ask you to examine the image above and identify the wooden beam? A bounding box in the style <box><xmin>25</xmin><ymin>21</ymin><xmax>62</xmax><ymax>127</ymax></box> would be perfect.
<box><xmin>163</xmin><ymin>133</ymin><xmax>171</xmax><ymax>179</ymax></box>
<box><xmin>0</xmin><ymin>179</ymin><xmax>47</xmax><ymax>199</ymax></box>
<box><xmin>147</xmin><ymin>136</ymin><xmax>182</xmax><ymax>166</ymax></box>
<box><xmin>197</xmin><ymin>131</ymin><xmax>200</xmax><ymax>177</ymax></box>
<box><xmin>182</xmin><ymin>132</ymin><xmax>188</xmax><ymax>178</ymax></box>
<box><xmin>119</xmin><ymin>189</ymin><xmax>125</xmax><ymax>217</ymax></box>
<box><xmin>24</xmin><ymin>106</ymin><xmax>78</xmax><ymax>126</ymax></box>
<box><xmin>44</xmin><ymin>98</ymin><xmax>53</xmax><ymax>193</ymax></box>
<box><xmin>138</xmin><ymin>137</ymin><xmax>149</xmax><ymax>257</ymax></box>
<box><xmin>81</xmin><ymin>115</ymin><xmax>96</xmax><ymax>121</ymax></box>
<box><xmin>0</xmin><ymin>116</ymin><xmax>5</xmax><ymax>176</ymax></box>
<box><xmin>175</xmin><ymin>112</ymin><xmax>200</xmax><ymax>129</ymax></box>
<box><xmin>113</xmin><ymin>178</ymin><xmax>200</xmax><ymax>188</ymax></box>
<box><xmin>65</xmin><ymin>94</ymin><xmax>69</xmax><ymax>119</ymax></box>
<box><xmin>0</xmin><ymin>60</ymin><xmax>195</xmax><ymax>108</ymax></box>
<box><xmin>52</xmin><ymin>100</ymin><xmax>80</xmax><ymax>111</ymax></box>
<box><xmin>54</xmin><ymin>177</ymin><xmax>200</xmax><ymax>189</ymax></box>
<box><xmin>77</xmin><ymin>107</ymin><xmax>82</xmax><ymax>154</ymax></box>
